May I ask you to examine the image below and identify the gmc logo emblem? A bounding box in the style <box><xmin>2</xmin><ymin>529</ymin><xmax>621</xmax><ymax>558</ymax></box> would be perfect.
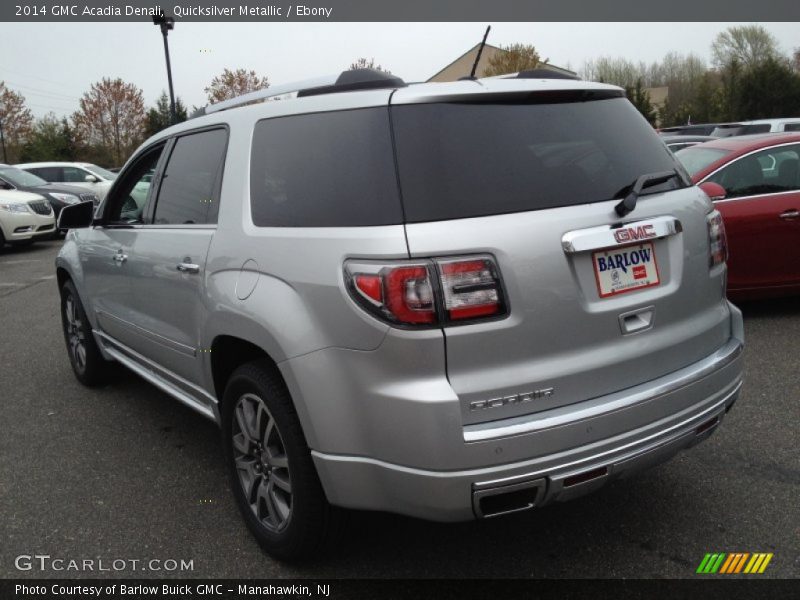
<box><xmin>614</xmin><ymin>224</ymin><xmax>656</xmax><ymax>243</ymax></box>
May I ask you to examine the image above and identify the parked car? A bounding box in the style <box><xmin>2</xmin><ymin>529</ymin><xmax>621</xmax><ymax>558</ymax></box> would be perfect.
<box><xmin>660</xmin><ymin>135</ymin><xmax>716</xmax><ymax>152</ymax></box>
<box><xmin>675</xmin><ymin>132</ymin><xmax>800</xmax><ymax>300</ymax></box>
<box><xmin>738</xmin><ymin>118</ymin><xmax>800</xmax><ymax>133</ymax></box>
<box><xmin>708</xmin><ymin>122</ymin><xmax>786</xmax><ymax>137</ymax></box>
<box><xmin>16</xmin><ymin>161</ymin><xmax>116</xmax><ymax>200</ymax></box>
<box><xmin>0</xmin><ymin>189</ymin><xmax>56</xmax><ymax>248</ymax></box>
<box><xmin>0</xmin><ymin>164</ymin><xmax>99</xmax><ymax>222</ymax></box>
<box><xmin>658</xmin><ymin>123</ymin><xmax>733</xmax><ymax>136</ymax></box>
<box><xmin>55</xmin><ymin>69</ymin><xmax>744</xmax><ymax>559</ymax></box>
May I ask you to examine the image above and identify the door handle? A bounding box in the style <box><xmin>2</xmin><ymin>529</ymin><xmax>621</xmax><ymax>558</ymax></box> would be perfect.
<box><xmin>176</xmin><ymin>262</ymin><xmax>200</xmax><ymax>274</ymax></box>
<box><xmin>779</xmin><ymin>209</ymin><xmax>799</xmax><ymax>220</ymax></box>
<box><xmin>112</xmin><ymin>251</ymin><xmax>127</xmax><ymax>264</ymax></box>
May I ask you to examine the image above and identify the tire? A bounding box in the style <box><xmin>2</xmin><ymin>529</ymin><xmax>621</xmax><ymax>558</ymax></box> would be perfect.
<box><xmin>0</xmin><ymin>228</ymin><xmax>5</xmax><ymax>251</ymax></box>
<box><xmin>60</xmin><ymin>279</ymin><xmax>108</xmax><ymax>386</ymax></box>
<box><xmin>221</xmin><ymin>360</ymin><xmax>341</xmax><ymax>561</ymax></box>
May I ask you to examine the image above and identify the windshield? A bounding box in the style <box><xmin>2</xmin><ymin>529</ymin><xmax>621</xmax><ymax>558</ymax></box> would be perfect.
<box><xmin>0</xmin><ymin>166</ymin><xmax>48</xmax><ymax>187</ymax></box>
<box><xmin>674</xmin><ymin>147</ymin><xmax>731</xmax><ymax>177</ymax></box>
<box><xmin>84</xmin><ymin>164</ymin><xmax>117</xmax><ymax>181</ymax></box>
<box><xmin>391</xmin><ymin>97</ymin><xmax>687</xmax><ymax>223</ymax></box>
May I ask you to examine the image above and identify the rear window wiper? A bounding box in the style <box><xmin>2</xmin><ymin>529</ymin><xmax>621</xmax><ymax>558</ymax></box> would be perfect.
<box><xmin>614</xmin><ymin>170</ymin><xmax>679</xmax><ymax>217</ymax></box>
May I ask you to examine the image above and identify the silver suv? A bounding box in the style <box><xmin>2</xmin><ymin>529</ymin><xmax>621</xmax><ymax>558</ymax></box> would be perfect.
<box><xmin>55</xmin><ymin>69</ymin><xmax>744</xmax><ymax>560</ymax></box>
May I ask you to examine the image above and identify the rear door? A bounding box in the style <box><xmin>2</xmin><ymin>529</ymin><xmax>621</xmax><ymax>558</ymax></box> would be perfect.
<box><xmin>392</xmin><ymin>94</ymin><xmax>732</xmax><ymax>425</ymax></box>
<box><xmin>706</xmin><ymin>144</ymin><xmax>800</xmax><ymax>289</ymax></box>
<box><xmin>126</xmin><ymin>127</ymin><xmax>228</xmax><ymax>385</ymax></box>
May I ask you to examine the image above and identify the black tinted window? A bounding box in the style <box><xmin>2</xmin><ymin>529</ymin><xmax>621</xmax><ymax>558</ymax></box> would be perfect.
<box><xmin>28</xmin><ymin>167</ymin><xmax>62</xmax><ymax>182</ymax></box>
<box><xmin>154</xmin><ymin>128</ymin><xmax>227</xmax><ymax>225</ymax></box>
<box><xmin>250</xmin><ymin>108</ymin><xmax>402</xmax><ymax>227</ymax></box>
<box><xmin>392</xmin><ymin>98</ymin><xmax>685</xmax><ymax>223</ymax></box>
<box><xmin>784</xmin><ymin>123</ymin><xmax>800</xmax><ymax>132</ymax></box>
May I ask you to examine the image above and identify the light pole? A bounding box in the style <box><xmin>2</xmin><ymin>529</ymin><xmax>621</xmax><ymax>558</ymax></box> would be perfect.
<box><xmin>152</xmin><ymin>14</ymin><xmax>177</xmax><ymax>124</ymax></box>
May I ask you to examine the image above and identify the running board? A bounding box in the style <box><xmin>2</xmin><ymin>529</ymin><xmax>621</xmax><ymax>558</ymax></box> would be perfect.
<box><xmin>96</xmin><ymin>331</ymin><xmax>218</xmax><ymax>423</ymax></box>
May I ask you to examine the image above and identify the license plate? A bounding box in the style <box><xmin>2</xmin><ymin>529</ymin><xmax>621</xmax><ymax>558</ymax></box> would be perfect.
<box><xmin>592</xmin><ymin>242</ymin><xmax>660</xmax><ymax>298</ymax></box>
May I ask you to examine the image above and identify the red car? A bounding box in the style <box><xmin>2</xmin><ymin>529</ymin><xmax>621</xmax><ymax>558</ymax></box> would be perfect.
<box><xmin>676</xmin><ymin>133</ymin><xmax>800</xmax><ymax>300</ymax></box>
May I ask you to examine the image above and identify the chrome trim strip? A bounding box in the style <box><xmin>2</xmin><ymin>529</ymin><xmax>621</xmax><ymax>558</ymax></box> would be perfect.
<box><xmin>463</xmin><ymin>337</ymin><xmax>743</xmax><ymax>443</ymax></box>
<box><xmin>311</xmin><ymin>380</ymin><xmax>741</xmax><ymax>482</ymax></box>
<box><xmin>95</xmin><ymin>330</ymin><xmax>217</xmax><ymax>422</ymax></box>
<box><xmin>561</xmin><ymin>215</ymin><xmax>682</xmax><ymax>254</ymax></box>
<box><xmin>97</xmin><ymin>310</ymin><xmax>196</xmax><ymax>357</ymax></box>
<box><xmin>711</xmin><ymin>189</ymin><xmax>800</xmax><ymax>204</ymax></box>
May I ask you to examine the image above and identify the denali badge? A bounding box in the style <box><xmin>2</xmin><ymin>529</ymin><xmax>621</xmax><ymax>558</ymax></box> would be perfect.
<box><xmin>614</xmin><ymin>224</ymin><xmax>657</xmax><ymax>244</ymax></box>
<box><xmin>469</xmin><ymin>388</ymin><xmax>555</xmax><ymax>411</ymax></box>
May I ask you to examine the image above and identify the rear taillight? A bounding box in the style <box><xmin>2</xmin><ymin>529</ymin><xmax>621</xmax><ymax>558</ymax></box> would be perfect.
<box><xmin>707</xmin><ymin>210</ymin><xmax>728</xmax><ymax>268</ymax></box>
<box><xmin>345</xmin><ymin>255</ymin><xmax>507</xmax><ymax>328</ymax></box>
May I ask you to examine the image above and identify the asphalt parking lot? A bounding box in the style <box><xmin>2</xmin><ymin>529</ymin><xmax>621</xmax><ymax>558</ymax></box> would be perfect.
<box><xmin>1</xmin><ymin>239</ymin><xmax>798</xmax><ymax>579</ymax></box>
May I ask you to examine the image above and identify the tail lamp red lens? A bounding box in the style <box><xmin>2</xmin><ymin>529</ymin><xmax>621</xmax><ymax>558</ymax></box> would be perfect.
<box><xmin>345</xmin><ymin>256</ymin><xmax>507</xmax><ymax>328</ymax></box>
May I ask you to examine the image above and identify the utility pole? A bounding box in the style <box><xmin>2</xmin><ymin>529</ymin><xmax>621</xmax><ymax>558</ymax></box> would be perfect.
<box><xmin>152</xmin><ymin>14</ymin><xmax>177</xmax><ymax>124</ymax></box>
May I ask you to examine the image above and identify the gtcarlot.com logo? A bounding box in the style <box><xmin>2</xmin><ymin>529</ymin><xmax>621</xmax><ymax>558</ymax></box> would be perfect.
<box><xmin>15</xmin><ymin>554</ymin><xmax>194</xmax><ymax>572</ymax></box>
<box><xmin>696</xmin><ymin>552</ymin><xmax>773</xmax><ymax>574</ymax></box>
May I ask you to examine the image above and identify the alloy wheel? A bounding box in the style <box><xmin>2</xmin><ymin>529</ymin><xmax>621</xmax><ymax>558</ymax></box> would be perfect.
<box><xmin>64</xmin><ymin>295</ymin><xmax>87</xmax><ymax>373</ymax></box>
<box><xmin>231</xmin><ymin>393</ymin><xmax>293</xmax><ymax>532</ymax></box>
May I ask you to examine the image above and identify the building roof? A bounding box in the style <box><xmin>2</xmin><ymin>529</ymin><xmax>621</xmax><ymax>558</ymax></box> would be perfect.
<box><xmin>427</xmin><ymin>43</ymin><xmax>576</xmax><ymax>83</ymax></box>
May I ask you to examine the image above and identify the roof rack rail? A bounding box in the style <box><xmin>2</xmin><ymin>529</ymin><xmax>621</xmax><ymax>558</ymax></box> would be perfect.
<box><xmin>195</xmin><ymin>69</ymin><xmax>406</xmax><ymax>117</ymax></box>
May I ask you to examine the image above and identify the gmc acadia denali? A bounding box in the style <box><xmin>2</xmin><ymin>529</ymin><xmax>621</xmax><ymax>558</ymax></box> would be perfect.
<box><xmin>55</xmin><ymin>69</ymin><xmax>744</xmax><ymax>559</ymax></box>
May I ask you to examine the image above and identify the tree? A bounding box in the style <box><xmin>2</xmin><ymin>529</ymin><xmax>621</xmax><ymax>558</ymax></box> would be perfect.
<box><xmin>625</xmin><ymin>80</ymin><xmax>657</xmax><ymax>125</ymax></box>
<box><xmin>145</xmin><ymin>91</ymin><xmax>188</xmax><ymax>137</ymax></box>
<box><xmin>732</xmin><ymin>57</ymin><xmax>800</xmax><ymax>120</ymax></box>
<box><xmin>349</xmin><ymin>57</ymin><xmax>391</xmax><ymax>73</ymax></box>
<box><xmin>711</xmin><ymin>25</ymin><xmax>781</xmax><ymax>71</ymax></box>
<box><xmin>581</xmin><ymin>57</ymin><xmax>646</xmax><ymax>87</ymax></box>
<box><xmin>72</xmin><ymin>78</ymin><xmax>146</xmax><ymax>167</ymax></box>
<box><xmin>792</xmin><ymin>48</ymin><xmax>800</xmax><ymax>73</ymax></box>
<box><xmin>484</xmin><ymin>43</ymin><xmax>545</xmax><ymax>77</ymax></box>
<box><xmin>0</xmin><ymin>82</ymin><xmax>34</xmax><ymax>163</ymax></box>
<box><xmin>19</xmin><ymin>113</ymin><xmax>77</xmax><ymax>162</ymax></box>
<box><xmin>205</xmin><ymin>68</ymin><xmax>269</xmax><ymax>104</ymax></box>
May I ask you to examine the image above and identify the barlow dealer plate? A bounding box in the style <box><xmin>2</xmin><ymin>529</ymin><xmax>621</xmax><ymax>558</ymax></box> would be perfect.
<box><xmin>592</xmin><ymin>242</ymin><xmax>660</xmax><ymax>298</ymax></box>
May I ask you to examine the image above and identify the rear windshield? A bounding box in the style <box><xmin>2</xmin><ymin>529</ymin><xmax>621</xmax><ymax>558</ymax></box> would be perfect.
<box><xmin>675</xmin><ymin>147</ymin><xmax>731</xmax><ymax>177</ymax></box>
<box><xmin>391</xmin><ymin>97</ymin><xmax>685</xmax><ymax>223</ymax></box>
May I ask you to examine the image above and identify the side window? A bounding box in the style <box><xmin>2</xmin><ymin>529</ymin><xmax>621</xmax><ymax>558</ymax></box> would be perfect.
<box><xmin>708</xmin><ymin>145</ymin><xmax>800</xmax><ymax>198</ymax></box>
<box><xmin>63</xmin><ymin>166</ymin><xmax>89</xmax><ymax>183</ymax></box>
<box><xmin>784</xmin><ymin>123</ymin><xmax>800</xmax><ymax>132</ymax></box>
<box><xmin>152</xmin><ymin>128</ymin><xmax>227</xmax><ymax>225</ymax></box>
<box><xmin>249</xmin><ymin>108</ymin><xmax>403</xmax><ymax>227</ymax></box>
<box><xmin>106</xmin><ymin>144</ymin><xmax>165</xmax><ymax>223</ymax></box>
<box><xmin>29</xmin><ymin>167</ymin><xmax>62</xmax><ymax>182</ymax></box>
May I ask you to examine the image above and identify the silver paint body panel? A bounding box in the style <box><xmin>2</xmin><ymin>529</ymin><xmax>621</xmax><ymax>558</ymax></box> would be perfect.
<box><xmin>55</xmin><ymin>76</ymin><xmax>745</xmax><ymax>522</ymax></box>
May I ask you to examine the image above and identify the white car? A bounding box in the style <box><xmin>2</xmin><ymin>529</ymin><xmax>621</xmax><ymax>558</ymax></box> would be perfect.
<box><xmin>0</xmin><ymin>189</ymin><xmax>56</xmax><ymax>247</ymax></box>
<box><xmin>15</xmin><ymin>161</ymin><xmax>117</xmax><ymax>200</ymax></box>
<box><xmin>739</xmin><ymin>118</ymin><xmax>800</xmax><ymax>133</ymax></box>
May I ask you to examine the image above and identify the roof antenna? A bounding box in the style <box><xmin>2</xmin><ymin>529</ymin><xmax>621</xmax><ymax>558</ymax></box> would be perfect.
<box><xmin>468</xmin><ymin>25</ymin><xmax>491</xmax><ymax>80</ymax></box>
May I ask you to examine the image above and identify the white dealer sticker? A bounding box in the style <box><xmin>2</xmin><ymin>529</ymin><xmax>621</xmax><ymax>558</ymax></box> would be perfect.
<box><xmin>592</xmin><ymin>242</ymin><xmax>660</xmax><ymax>298</ymax></box>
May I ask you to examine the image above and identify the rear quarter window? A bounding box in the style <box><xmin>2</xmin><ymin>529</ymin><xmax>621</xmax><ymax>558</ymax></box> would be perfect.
<box><xmin>250</xmin><ymin>108</ymin><xmax>403</xmax><ymax>227</ymax></box>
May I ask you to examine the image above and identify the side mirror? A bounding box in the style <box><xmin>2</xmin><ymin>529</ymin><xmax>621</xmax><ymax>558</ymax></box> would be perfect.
<box><xmin>699</xmin><ymin>181</ymin><xmax>726</xmax><ymax>201</ymax></box>
<box><xmin>84</xmin><ymin>174</ymin><xmax>99</xmax><ymax>183</ymax></box>
<box><xmin>57</xmin><ymin>200</ymin><xmax>95</xmax><ymax>230</ymax></box>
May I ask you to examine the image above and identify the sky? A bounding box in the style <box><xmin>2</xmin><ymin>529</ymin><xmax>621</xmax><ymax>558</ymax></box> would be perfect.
<box><xmin>0</xmin><ymin>22</ymin><xmax>797</xmax><ymax>118</ymax></box>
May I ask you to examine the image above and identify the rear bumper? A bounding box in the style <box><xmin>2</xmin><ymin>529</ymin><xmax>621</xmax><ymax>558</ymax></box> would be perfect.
<box><xmin>311</xmin><ymin>304</ymin><xmax>744</xmax><ymax>522</ymax></box>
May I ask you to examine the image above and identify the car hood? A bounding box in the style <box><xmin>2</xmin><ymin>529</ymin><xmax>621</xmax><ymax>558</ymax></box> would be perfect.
<box><xmin>28</xmin><ymin>183</ymin><xmax>98</xmax><ymax>197</ymax></box>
